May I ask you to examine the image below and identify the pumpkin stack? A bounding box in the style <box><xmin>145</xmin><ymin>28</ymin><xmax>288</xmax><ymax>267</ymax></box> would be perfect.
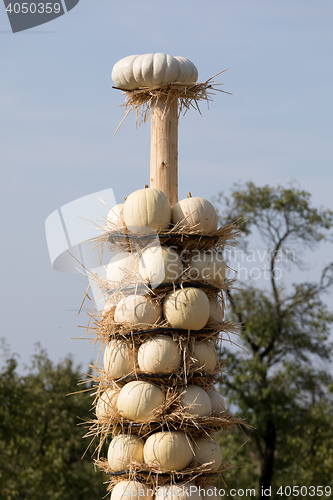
<box><xmin>86</xmin><ymin>54</ymin><xmax>244</xmax><ymax>499</ymax></box>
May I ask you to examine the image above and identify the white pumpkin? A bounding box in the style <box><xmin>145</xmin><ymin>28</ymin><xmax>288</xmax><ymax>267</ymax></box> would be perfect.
<box><xmin>208</xmin><ymin>297</ymin><xmax>224</xmax><ymax>323</ymax></box>
<box><xmin>143</xmin><ymin>431</ymin><xmax>193</xmax><ymax>471</ymax></box>
<box><xmin>107</xmin><ymin>203</ymin><xmax>125</xmax><ymax>227</ymax></box>
<box><xmin>96</xmin><ymin>388</ymin><xmax>118</xmax><ymax>419</ymax></box>
<box><xmin>189</xmin><ymin>251</ymin><xmax>227</xmax><ymax>286</ymax></box>
<box><xmin>155</xmin><ymin>482</ymin><xmax>202</xmax><ymax>500</ymax></box>
<box><xmin>200</xmin><ymin>485</ymin><xmax>221</xmax><ymax>500</ymax></box>
<box><xmin>207</xmin><ymin>390</ymin><xmax>226</xmax><ymax>414</ymax></box>
<box><xmin>138</xmin><ymin>335</ymin><xmax>181</xmax><ymax>374</ymax></box>
<box><xmin>106</xmin><ymin>251</ymin><xmax>137</xmax><ymax>287</ymax></box>
<box><xmin>112</xmin><ymin>53</ymin><xmax>198</xmax><ymax>90</ymax></box>
<box><xmin>111</xmin><ymin>480</ymin><xmax>153</xmax><ymax>500</ymax></box>
<box><xmin>114</xmin><ymin>294</ymin><xmax>162</xmax><ymax>326</ymax></box>
<box><xmin>192</xmin><ymin>341</ymin><xmax>217</xmax><ymax>374</ymax></box>
<box><xmin>138</xmin><ymin>246</ymin><xmax>183</xmax><ymax>285</ymax></box>
<box><xmin>123</xmin><ymin>187</ymin><xmax>171</xmax><ymax>231</ymax></box>
<box><xmin>193</xmin><ymin>436</ymin><xmax>222</xmax><ymax>471</ymax></box>
<box><xmin>163</xmin><ymin>288</ymin><xmax>210</xmax><ymax>331</ymax></box>
<box><xmin>179</xmin><ymin>385</ymin><xmax>212</xmax><ymax>417</ymax></box>
<box><xmin>107</xmin><ymin>434</ymin><xmax>144</xmax><ymax>472</ymax></box>
<box><xmin>103</xmin><ymin>340</ymin><xmax>134</xmax><ymax>379</ymax></box>
<box><xmin>172</xmin><ymin>195</ymin><xmax>218</xmax><ymax>233</ymax></box>
<box><xmin>117</xmin><ymin>381</ymin><xmax>165</xmax><ymax>422</ymax></box>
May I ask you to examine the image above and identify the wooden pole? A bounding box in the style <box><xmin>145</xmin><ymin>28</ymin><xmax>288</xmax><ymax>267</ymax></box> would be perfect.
<box><xmin>150</xmin><ymin>96</ymin><xmax>178</xmax><ymax>207</ymax></box>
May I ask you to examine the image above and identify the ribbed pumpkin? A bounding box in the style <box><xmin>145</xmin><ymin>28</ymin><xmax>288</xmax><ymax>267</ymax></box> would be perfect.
<box><xmin>96</xmin><ymin>388</ymin><xmax>118</xmax><ymax>419</ymax></box>
<box><xmin>193</xmin><ymin>436</ymin><xmax>222</xmax><ymax>470</ymax></box>
<box><xmin>114</xmin><ymin>294</ymin><xmax>162</xmax><ymax>326</ymax></box>
<box><xmin>139</xmin><ymin>246</ymin><xmax>182</xmax><ymax>285</ymax></box>
<box><xmin>107</xmin><ymin>434</ymin><xmax>144</xmax><ymax>472</ymax></box>
<box><xmin>106</xmin><ymin>251</ymin><xmax>137</xmax><ymax>286</ymax></box>
<box><xmin>138</xmin><ymin>335</ymin><xmax>181</xmax><ymax>374</ymax></box>
<box><xmin>207</xmin><ymin>390</ymin><xmax>226</xmax><ymax>414</ymax></box>
<box><xmin>111</xmin><ymin>480</ymin><xmax>153</xmax><ymax>500</ymax></box>
<box><xmin>117</xmin><ymin>381</ymin><xmax>165</xmax><ymax>422</ymax></box>
<box><xmin>112</xmin><ymin>53</ymin><xmax>198</xmax><ymax>90</ymax></box>
<box><xmin>107</xmin><ymin>203</ymin><xmax>125</xmax><ymax>227</ymax></box>
<box><xmin>163</xmin><ymin>288</ymin><xmax>210</xmax><ymax>330</ymax></box>
<box><xmin>179</xmin><ymin>385</ymin><xmax>212</xmax><ymax>417</ymax></box>
<box><xmin>189</xmin><ymin>250</ymin><xmax>227</xmax><ymax>286</ymax></box>
<box><xmin>103</xmin><ymin>340</ymin><xmax>134</xmax><ymax>379</ymax></box>
<box><xmin>143</xmin><ymin>431</ymin><xmax>193</xmax><ymax>471</ymax></box>
<box><xmin>156</xmin><ymin>482</ymin><xmax>202</xmax><ymax>500</ymax></box>
<box><xmin>192</xmin><ymin>341</ymin><xmax>217</xmax><ymax>374</ymax></box>
<box><xmin>208</xmin><ymin>297</ymin><xmax>224</xmax><ymax>323</ymax></box>
<box><xmin>172</xmin><ymin>194</ymin><xmax>218</xmax><ymax>233</ymax></box>
<box><xmin>123</xmin><ymin>187</ymin><xmax>171</xmax><ymax>231</ymax></box>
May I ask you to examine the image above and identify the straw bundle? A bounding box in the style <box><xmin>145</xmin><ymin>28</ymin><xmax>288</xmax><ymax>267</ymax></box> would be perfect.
<box><xmin>113</xmin><ymin>70</ymin><xmax>232</xmax><ymax>130</ymax></box>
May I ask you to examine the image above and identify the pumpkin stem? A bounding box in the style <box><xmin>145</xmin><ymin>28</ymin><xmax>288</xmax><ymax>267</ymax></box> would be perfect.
<box><xmin>144</xmin><ymin>184</ymin><xmax>149</xmax><ymax>189</ymax></box>
<box><xmin>187</xmin><ymin>192</ymin><xmax>192</xmax><ymax>198</ymax></box>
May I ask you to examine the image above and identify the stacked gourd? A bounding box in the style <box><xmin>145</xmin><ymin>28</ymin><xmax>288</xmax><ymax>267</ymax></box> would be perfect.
<box><xmin>93</xmin><ymin>186</ymin><xmax>240</xmax><ymax>499</ymax></box>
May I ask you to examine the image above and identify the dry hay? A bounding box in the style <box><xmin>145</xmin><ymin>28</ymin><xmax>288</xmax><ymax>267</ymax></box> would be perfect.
<box><xmin>88</xmin><ymin>315</ymin><xmax>242</xmax><ymax>367</ymax></box>
<box><xmin>85</xmin><ymin>315</ymin><xmax>239</xmax><ymax>391</ymax></box>
<box><xmin>90</xmin><ymin>305</ymin><xmax>237</xmax><ymax>348</ymax></box>
<box><xmin>83</xmin><ymin>368</ymin><xmax>248</xmax><ymax>458</ymax></box>
<box><xmin>91</xmin><ymin>406</ymin><xmax>247</xmax><ymax>444</ymax></box>
<box><xmin>97</xmin><ymin>279</ymin><xmax>233</xmax><ymax>318</ymax></box>
<box><xmin>113</xmin><ymin>70</ymin><xmax>231</xmax><ymax>130</ymax></box>
<box><xmin>84</xmin><ymin>276</ymin><xmax>239</xmax><ymax>348</ymax></box>
<box><xmin>99</xmin><ymin>218</ymin><xmax>241</xmax><ymax>255</ymax></box>
<box><xmin>96</xmin><ymin>456</ymin><xmax>236</xmax><ymax>491</ymax></box>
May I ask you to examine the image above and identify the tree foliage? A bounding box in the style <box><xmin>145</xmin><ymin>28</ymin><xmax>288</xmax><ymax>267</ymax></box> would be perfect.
<box><xmin>214</xmin><ymin>182</ymin><xmax>333</xmax><ymax>499</ymax></box>
<box><xmin>0</xmin><ymin>341</ymin><xmax>106</xmax><ymax>500</ymax></box>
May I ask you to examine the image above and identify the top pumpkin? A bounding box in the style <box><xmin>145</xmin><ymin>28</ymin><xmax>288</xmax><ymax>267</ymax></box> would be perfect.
<box><xmin>112</xmin><ymin>53</ymin><xmax>198</xmax><ymax>90</ymax></box>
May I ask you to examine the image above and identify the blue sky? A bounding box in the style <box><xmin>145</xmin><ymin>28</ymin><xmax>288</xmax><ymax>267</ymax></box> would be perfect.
<box><xmin>1</xmin><ymin>0</ymin><xmax>333</xmax><ymax>369</ymax></box>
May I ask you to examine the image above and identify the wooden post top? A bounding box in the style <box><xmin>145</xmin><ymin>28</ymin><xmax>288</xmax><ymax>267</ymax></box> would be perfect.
<box><xmin>150</xmin><ymin>96</ymin><xmax>178</xmax><ymax>208</ymax></box>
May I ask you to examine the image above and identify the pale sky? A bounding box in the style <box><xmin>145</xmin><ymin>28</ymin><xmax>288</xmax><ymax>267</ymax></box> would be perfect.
<box><xmin>1</xmin><ymin>0</ymin><xmax>332</xmax><ymax>369</ymax></box>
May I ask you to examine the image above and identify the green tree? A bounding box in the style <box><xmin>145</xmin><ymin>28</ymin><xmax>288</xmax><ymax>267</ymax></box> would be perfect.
<box><xmin>214</xmin><ymin>182</ymin><xmax>333</xmax><ymax>499</ymax></box>
<box><xmin>0</xmin><ymin>340</ymin><xmax>107</xmax><ymax>500</ymax></box>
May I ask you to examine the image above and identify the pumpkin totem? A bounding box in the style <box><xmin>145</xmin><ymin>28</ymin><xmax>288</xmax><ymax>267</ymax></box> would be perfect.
<box><xmin>88</xmin><ymin>53</ymin><xmax>244</xmax><ymax>500</ymax></box>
